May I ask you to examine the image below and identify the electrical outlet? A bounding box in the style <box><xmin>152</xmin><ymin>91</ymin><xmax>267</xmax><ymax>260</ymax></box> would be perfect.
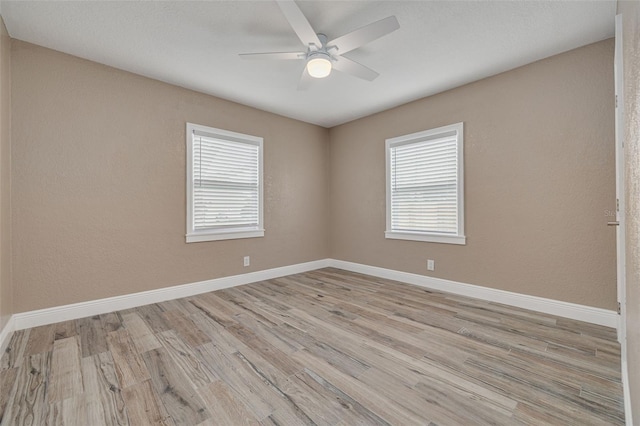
<box><xmin>243</xmin><ymin>256</ymin><xmax>250</xmax><ymax>267</ymax></box>
<box><xmin>427</xmin><ymin>259</ymin><xmax>435</xmax><ymax>271</ymax></box>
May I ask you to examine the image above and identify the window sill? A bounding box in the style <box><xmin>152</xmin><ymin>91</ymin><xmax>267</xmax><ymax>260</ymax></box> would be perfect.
<box><xmin>186</xmin><ymin>229</ymin><xmax>265</xmax><ymax>243</ymax></box>
<box><xmin>385</xmin><ymin>231</ymin><xmax>466</xmax><ymax>245</ymax></box>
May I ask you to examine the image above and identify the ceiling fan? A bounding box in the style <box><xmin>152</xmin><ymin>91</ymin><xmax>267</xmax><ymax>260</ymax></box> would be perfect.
<box><xmin>239</xmin><ymin>1</ymin><xmax>400</xmax><ymax>89</ymax></box>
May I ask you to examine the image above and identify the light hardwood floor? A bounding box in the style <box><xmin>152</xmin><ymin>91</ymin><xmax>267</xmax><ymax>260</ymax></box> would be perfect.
<box><xmin>0</xmin><ymin>268</ymin><xmax>624</xmax><ymax>425</ymax></box>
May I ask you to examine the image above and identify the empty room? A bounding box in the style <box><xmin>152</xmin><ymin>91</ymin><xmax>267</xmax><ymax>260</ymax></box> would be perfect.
<box><xmin>0</xmin><ymin>0</ymin><xmax>638</xmax><ymax>425</ymax></box>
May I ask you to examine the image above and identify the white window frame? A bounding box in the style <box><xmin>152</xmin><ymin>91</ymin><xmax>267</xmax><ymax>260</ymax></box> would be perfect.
<box><xmin>186</xmin><ymin>123</ymin><xmax>264</xmax><ymax>243</ymax></box>
<box><xmin>385</xmin><ymin>122</ymin><xmax>466</xmax><ymax>245</ymax></box>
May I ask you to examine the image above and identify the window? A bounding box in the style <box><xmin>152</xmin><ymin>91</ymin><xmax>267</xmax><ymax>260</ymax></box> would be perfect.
<box><xmin>186</xmin><ymin>123</ymin><xmax>264</xmax><ymax>243</ymax></box>
<box><xmin>385</xmin><ymin>122</ymin><xmax>465</xmax><ymax>245</ymax></box>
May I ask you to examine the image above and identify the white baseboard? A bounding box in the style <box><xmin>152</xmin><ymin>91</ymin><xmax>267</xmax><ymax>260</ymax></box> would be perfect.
<box><xmin>10</xmin><ymin>257</ymin><xmax>617</xmax><ymax>332</ymax></box>
<box><xmin>328</xmin><ymin>259</ymin><xmax>618</xmax><ymax>328</ymax></box>
<box><xmin>0</xmin><ymin>315</ymin><xmax>15</xmax><ymax>357</ymax></box>
<box><xmin>12</xmin><ymin>259</ymin><xmax>331</xmax><ymax>330</ymax></box>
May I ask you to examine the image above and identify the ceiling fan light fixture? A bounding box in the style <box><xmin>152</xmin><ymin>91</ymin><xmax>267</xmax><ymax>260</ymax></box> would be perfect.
<box><xmin>306</xmin><ymin>55</ymin><xmax>332</xmax><ymax>78</ymax></box>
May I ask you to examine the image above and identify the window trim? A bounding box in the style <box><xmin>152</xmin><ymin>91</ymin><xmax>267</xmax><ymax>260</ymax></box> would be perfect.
<box><xmin>385</xmin><ymin>122</ymin><xmax>466</xmax><ymax>245</ymax></box>
<box><xmin>186</xmin><ymin>122</ymin><xmax>264</xmax><ymax>243</ymax></box>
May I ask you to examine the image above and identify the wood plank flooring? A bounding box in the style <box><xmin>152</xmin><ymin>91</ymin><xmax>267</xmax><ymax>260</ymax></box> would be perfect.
<box><xmin>0</xmin><ymin>268</ymin><xmax>624</xmax><ymax>425</ymax></box>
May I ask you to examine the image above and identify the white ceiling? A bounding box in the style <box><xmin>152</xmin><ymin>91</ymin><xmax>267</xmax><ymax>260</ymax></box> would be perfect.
<box><xmin>1</xmin><ymin>1</ymin><xmax>616</xmax><ymax>128</ymax></box>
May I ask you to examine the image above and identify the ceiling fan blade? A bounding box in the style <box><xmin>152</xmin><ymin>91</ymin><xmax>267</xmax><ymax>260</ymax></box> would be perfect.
<box><xmin>332</xmin><ymin>56</ymin><xmax>379</xmax><ymax>81</ymax></box>
<box><xmin>297</xmin><ymin>67</ymin><xmax>313</xmax><ymax>90</ymax></box>
<box><xmin>329</xmin><ymin>16</ymin><xmax>399</xmax><ymax>55</ymax></box>
<box><xmin>239</xmin><ymin>52</ymin><xmax>305</xmax><ymax>60</ymax></box>
<box><xmin>277</xmin><ymin>1</ymin><xmax>322</xmax><ymax>48</ymax></box>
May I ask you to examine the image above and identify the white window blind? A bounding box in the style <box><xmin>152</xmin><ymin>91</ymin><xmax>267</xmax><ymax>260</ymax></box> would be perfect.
<box><xmin>186</xmin><ymin>123</ymin><xmax>264</xmax><ymax>243</ymax></box>
<box><xmin>386</xmin><ymin>122</ymin><xmax>465</xmax><ymax>245</ymax></box>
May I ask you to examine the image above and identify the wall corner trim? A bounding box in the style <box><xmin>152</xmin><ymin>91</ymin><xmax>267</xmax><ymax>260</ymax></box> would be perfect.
<box><xmin>328</xmin><ymin>259</ymin><xmax>618</xmax><ymax>328</ymax></box>
<box><xmin>621</xmin><ymin>357</ymin><xmax>633</xmax><ymax>426</ymax></box>
<box><xmin>0</xmin><ymin>315</ymin><xmax>15</xmax><ymax>357</ymax></box>
<box><xmin>11</xmin><ymin>259</ymin><xmax>331</xmax><ymax>330</ymax></box>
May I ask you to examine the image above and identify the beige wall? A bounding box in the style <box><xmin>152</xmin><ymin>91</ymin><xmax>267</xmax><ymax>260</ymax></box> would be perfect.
<box><xmin>11</xmin><ymin>41</ymin><xmax>329</xmax><ymax>312</ymax></box>
<box><xmin>0</xmin><ymin>17</ymin><xmax>11</xmax><ymax>332</ymax></box>
<box><xmin>618</xmin><ymin>0</ymin><xmax>640</xmax><ymax>420</ymax></box>
<box><xmin>9</xmin><ymin>37</ymin><xmax>618</xmax><ymax>314</ymax></box>
<box><xmin>329</xmin><ymin>39</ymin><xmax>617</xmax><ymax>309</ymax></box>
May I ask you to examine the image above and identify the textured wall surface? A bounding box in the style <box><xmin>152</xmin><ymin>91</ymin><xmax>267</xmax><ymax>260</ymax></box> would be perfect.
<box><xmin>11</xmin><ymin>41</ymin><xmax>329</xmax><ymax>312</ymax></box>
<box><xmin>329</xmin><ymin>40</ymin><xmax>617</xmax><ymax>309</ymax></box>
<box><xmin>618</xmin><ymin>0</ymin><xmax>640</xmax><ymax>420</ymax></box>
<box><xmin>9</xmin><ymin>37</ymin><xmax>619</xmax><ymax>315</ymax></box>
<box><xmin>0</xmin><ymin>18</ymin><xmax>11</xmax><ymax>334</ymax></box>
